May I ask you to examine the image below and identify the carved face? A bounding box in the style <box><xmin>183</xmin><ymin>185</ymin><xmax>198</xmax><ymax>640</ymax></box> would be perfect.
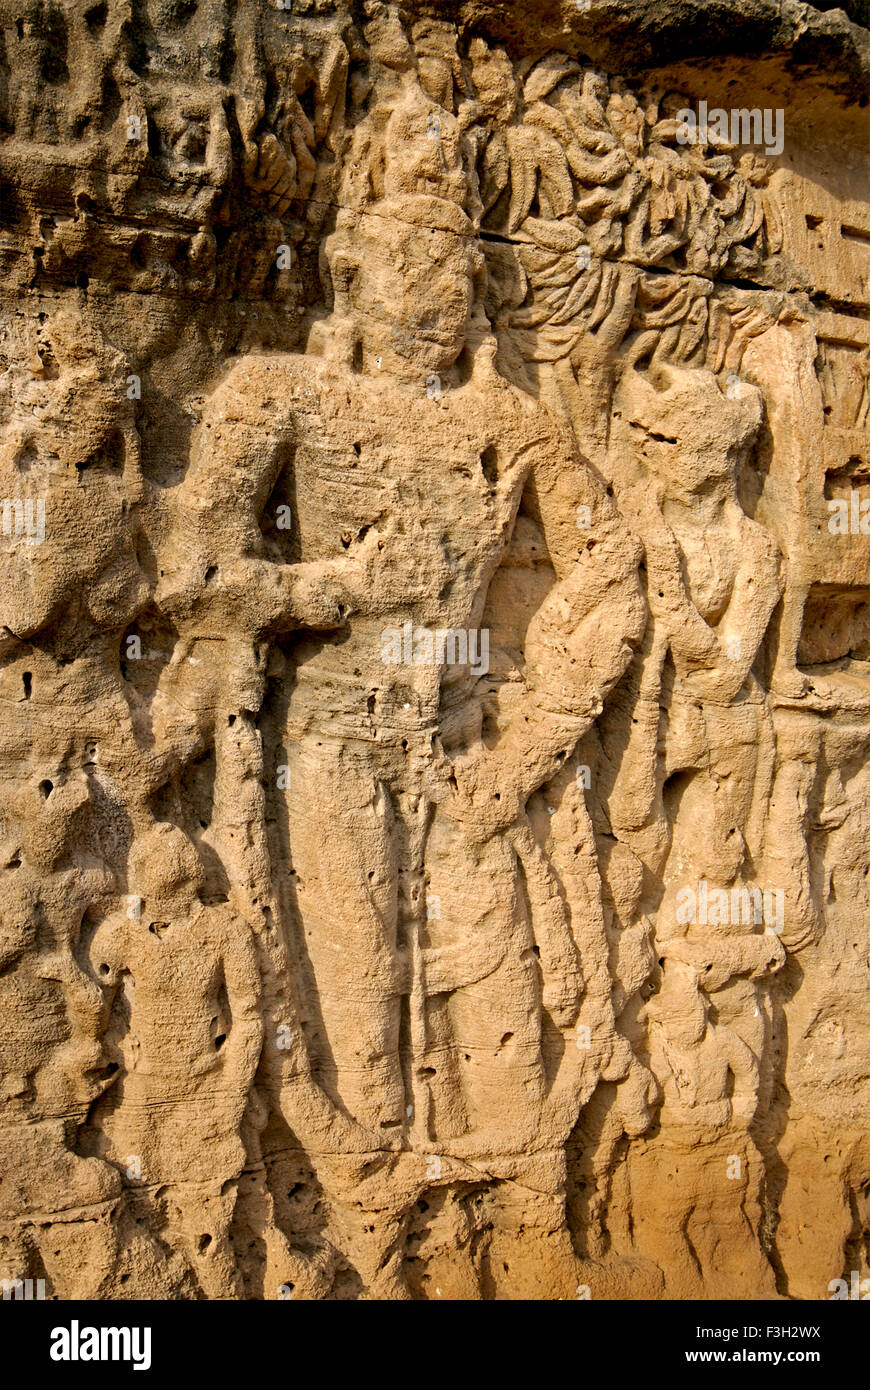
<box><xmin>128</xmin><ymin>824</ymin><xmax>204</xmax><ymax>909</ymax></box>
<box><xmin>383</xmin><ymin>96</ymin><xmax>468</xmax><ymax>207</ymax></box>
<box><xmin>338</xmin><ymin>210</ymin><xmax>478</xmax><ymax>373</ymax></box>
<box><xmin>614</xmin><ymin>363</ymin><xmax>763</xmax><ymax>494</ymax></box>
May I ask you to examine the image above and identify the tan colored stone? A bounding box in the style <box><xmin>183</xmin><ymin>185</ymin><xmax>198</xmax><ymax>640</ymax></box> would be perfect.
<box><xmin>0</xmin><ymin>0</ymin><xmax>868</xmax><ymax>1300</ymax></box>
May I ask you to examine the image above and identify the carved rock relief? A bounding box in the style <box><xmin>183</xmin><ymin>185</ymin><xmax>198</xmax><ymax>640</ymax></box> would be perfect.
<box><xmin>0</xmin><ymin>0</ymin><xmax>869</xmax><ymax>1300</ymax></box>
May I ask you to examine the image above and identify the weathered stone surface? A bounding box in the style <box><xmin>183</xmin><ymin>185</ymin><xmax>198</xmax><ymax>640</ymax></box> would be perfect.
<box><xmin>0</xmin><ymin>0</ymin><xmax>868</xmax><ymax>1300</ymax></box>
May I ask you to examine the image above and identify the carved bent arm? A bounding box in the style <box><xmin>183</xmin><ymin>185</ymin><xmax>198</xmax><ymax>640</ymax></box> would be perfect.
<box><xmin>497</xmin><ymin>431</ymin><xmax>645</xmax><ymax>789</ymax></box>
<box><xmin>659</xmin><ymin>934</ymin><xmax>785</xmax><ymax>992</ymax></box>
<box><xmin>444</xmin><ymin>438</ymin><xmax>645</xmax><ymax>839</ymax></box>
<box><xmin>165</xmin><ymin>363</ymin><xmax>347</xmax><ymax>636</ymax></box>
<box><xmin>258</xmin><ymin>516</ymin><xmax>401</xmax><ymax>634</ymax></box>
<box><xmin>443</xmin><ymin>569</ymin><xmax>645</xmax><ymax>841</ymax></box>
<box><xmin>220</xmin><ymin>555</ymin><xmax>348</xmax><ymax>636</ymax></box>
<box><xmin>511</xmin><ymin>560</ymin><xmax>641</xmax><ymax>794</ymax></box>
<box><xmin>178</xmin><ymin>363</ymin><xmax>411</xmax><ymax>639</ymax></box>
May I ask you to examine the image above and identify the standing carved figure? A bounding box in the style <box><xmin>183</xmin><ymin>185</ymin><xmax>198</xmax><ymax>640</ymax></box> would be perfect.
<box><xmin>86</xmin><ymin>824</ymin><xmax>262</xmax><ymax>1298</ymax></box>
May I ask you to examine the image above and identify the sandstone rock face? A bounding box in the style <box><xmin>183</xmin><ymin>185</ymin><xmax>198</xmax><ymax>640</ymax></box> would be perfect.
<box><xmin>0</xmin><ymin>0</ymin><xmax>868</xmax><ymax>1301</ymax></box>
